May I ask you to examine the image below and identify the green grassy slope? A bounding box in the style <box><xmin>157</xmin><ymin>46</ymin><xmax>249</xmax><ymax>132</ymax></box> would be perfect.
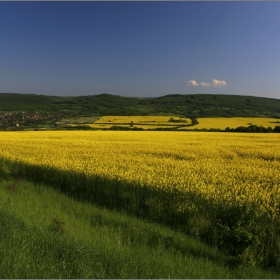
<box><xmin>1</xmin><ymin>178</ymin><xmax>279</xmax><ymax>278</ymax></box>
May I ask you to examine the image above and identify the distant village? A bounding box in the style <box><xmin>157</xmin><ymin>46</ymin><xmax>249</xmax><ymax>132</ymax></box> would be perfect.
<box><xmin>0</xmin><ymin>111</ymin><xmax>68</xmax><ymax>130</ymax></box>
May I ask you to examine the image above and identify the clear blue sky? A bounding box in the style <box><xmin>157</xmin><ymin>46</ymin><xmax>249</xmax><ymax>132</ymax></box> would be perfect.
<box><xmin>1</xmin><ymin>1</ymin><xmax>280</xmax><ymax>99</ymax></box>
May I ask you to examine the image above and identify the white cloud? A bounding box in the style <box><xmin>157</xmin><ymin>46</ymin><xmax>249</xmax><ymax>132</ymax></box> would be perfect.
<box><xmin>212</xmin><ymin>79</ymin><xmax>226</xmax><ymax>87</ymax></box>
<box><xmin>187</xmin><ymin>80</ymin><xmax>199</xmax><ymax>86</ymax></box>
<box><xmin>200</xmin><ymin>82</ymin><xmax>210</xmax><ymax>86</ymax></box>
<box><xmin>187</xmin><ymin>79</ymin><xmax>226</xmax><ymax>87</ymax></box>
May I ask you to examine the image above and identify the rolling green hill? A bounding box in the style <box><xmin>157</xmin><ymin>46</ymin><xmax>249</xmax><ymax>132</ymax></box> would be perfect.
<box><xmin>0</xmin><ymin>93</ymin><xmax>280</xmax><ymax>130</ymax></box>
<box><xmin>1</xmin><ymin>92</ymin><xmax>280</xmax><ymax>118</ymax></box>
<box><xmin>0</xmin><ymin>93</ymin><xmax>66</xmax><ymax>111</ymax></box>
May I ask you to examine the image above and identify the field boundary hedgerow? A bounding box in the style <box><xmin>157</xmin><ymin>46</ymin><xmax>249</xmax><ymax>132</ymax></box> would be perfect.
<box><xmin>1</xmin><ymin>155</ymin><xmax>280</xmax><ymax>269</ymax></box>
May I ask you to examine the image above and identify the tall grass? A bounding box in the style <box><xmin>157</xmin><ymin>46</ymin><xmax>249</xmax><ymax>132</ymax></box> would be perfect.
<box><xmin>0</xmin><ymin>178</ymin><xmax>279</xmax><ymax>278</ymax></box>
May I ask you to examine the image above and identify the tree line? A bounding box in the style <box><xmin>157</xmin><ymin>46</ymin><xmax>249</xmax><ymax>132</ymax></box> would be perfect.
<box><xmin>225</xmin><ymin>125</ymin><xmax>280</xmax><ymax>133</ymax></box>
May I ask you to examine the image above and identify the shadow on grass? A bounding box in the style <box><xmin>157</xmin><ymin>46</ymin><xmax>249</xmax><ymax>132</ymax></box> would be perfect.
<box><xmin>0</xmin><ymin>158</ymin><xmax>224</xmax><ymax>264</ymax></box>
<box><xmin>1</xmin><ymin>157</ymin><xmax>278</xmax><ymax>270</ymax></box>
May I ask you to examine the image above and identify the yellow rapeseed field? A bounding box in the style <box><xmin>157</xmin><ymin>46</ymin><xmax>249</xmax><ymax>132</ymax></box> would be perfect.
<box><xmin>71</xmin><ymin>115</ymin><xmax>191</xmax><ymax>129</ymax></box>
<box><xmin>194</xmin><ymin>117</ymin><xmax>280</xmax><ymax>130</ymax></box>
<box><xmin>95</xmin><ymin>115</ymin><xmax>191</xmax><ymax>124</ymax></box>
<box><xmin>0</xmin><ymin>131</ymin><xmax>279</xmax><ymax>221</ymax></box>
<box><xmin>80</xmin><ymin>124</ymin><xmax>179</xmax><ymax>129</ymax></box>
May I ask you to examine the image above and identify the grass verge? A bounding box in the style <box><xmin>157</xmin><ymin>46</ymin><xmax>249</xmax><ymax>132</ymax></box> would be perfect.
<box><xmin>0</xmin><ymin>178</ymin><xmax>279</xmax><ymax>278</ymax></box>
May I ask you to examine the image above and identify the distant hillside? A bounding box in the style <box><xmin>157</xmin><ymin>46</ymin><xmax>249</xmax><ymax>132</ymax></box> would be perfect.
<box><xmin>0</xmin><ymin>93</ymin><xmax>65</xmax><ymax>110</ymax></box>
<box><xmin>1</xmin><ymin>92</ymin><xmax>280</xmax><ymax>119</ymax></box>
